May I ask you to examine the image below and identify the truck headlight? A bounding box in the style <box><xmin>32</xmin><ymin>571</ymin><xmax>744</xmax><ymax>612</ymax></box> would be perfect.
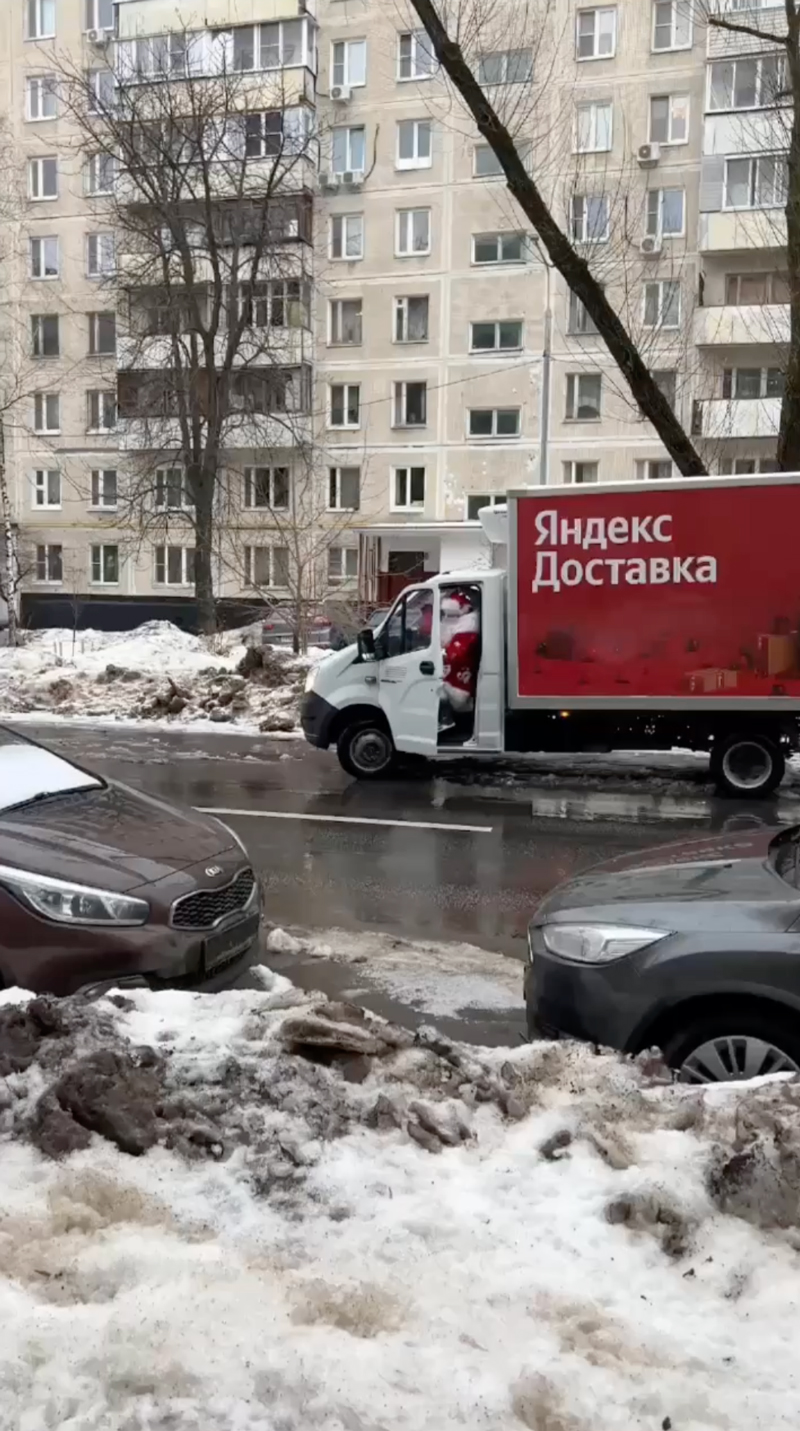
<box><xmin>0</xmin><ymin>864</ymin><xmax>150</xmax><ymax>927</ymax></box>
<box><xmin>541</xmin><ymin>923</ymin><xmax>667</xmax><ymax>964</ymax></box>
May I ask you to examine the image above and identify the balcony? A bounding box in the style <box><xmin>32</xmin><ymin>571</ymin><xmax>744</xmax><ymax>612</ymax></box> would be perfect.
<box><xmin>699</xmin><ymin>209</ymin><xmax>787</xmax><ymax>252</ymax></box>
<box><xmin>692</xmin><ymin>397</ymin><xmax>780</xmax><ymax>440</ymax></box>
<box><xmin>119</xmin><ymin>412</ymin><xmax>311</xmax><ymax>451</ymax></box>
<box><xmin>693</xmin><ymin>304</ymin><xmax>789</xmax><ymax>347</ymax></box>
<box><xmin>117</xmin><ymin>329</ymin><xmax>311</xmax><ymax>370</ymax></box>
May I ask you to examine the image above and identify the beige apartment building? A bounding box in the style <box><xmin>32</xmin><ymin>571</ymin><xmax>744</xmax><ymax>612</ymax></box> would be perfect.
<box><xmin>0</xmin><ymin>0</ymin><xmax>790</xmax><ymax>621</ymax></box>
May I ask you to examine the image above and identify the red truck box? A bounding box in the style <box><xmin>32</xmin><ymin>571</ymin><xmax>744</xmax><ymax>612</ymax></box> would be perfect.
<box><xmin>510</xmin><ymin>477</ymin><xmax>800</xmax><ymax>707</ymax></box>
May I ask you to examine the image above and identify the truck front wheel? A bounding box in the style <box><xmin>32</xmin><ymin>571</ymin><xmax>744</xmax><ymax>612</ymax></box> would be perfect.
<box><xmin>337</xmin><ymin>720</ymin><xmax>396</xmax><ymax>779</ymax></box>
<box><xmin>710</xmin><ymin>734</ymin><xmax>785</xmax><ymax>798</ymax></box>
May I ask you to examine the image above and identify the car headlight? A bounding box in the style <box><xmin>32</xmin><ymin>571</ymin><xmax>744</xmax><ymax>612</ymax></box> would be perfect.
<box><xmin>304</xmin><ymin>666</ymin><xmax>317</xmax><ymax>693</ymax></box>
<box><xmin>0</xmin><ymin>864</ymin><xmax>149</xmax><ymax>927</ymax></box>
<box><xmin>540</xmin><ymin>923</ymin><xmax>667</xmax><ymax>964</ymax></box>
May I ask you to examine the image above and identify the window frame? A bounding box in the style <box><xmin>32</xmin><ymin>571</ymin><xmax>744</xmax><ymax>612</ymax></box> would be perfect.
<box><xmin>331</xmin><ymin>124</ymin><xmax>366</xmax><ymax>175</ymax></box>
<box><xmin>396</xmin><ymin>117</ymin><xmax>433</xmax><ymax>170</ymax></box>
<box><xmin>328</xmin><ymin>465</ymin><xmax>361</xmax><ymax>512</ymax></box>
<box><xmin>153</xmin><ymin>545</ymin><xmax>195</xmax><ymax>588</ymax></box>
<box><xmin>642</xmin><ymin>279</ymin><xmax>682</xmax><ymax>330</ymax></box>
<box><xmin>476</xmin><ymin>48</ymin><xmax>533</xmax><ymax>84</ymax></box>
<box><xmin>33</xmin><ymin>468</ymin><xmax>61</xmax><ymax>510</ymax></box>
<box><xmin>28</xmin><ymin>156</ymin><xmax>58</xmax><ymax>200</ymax></box>
<box><xmin>394</xmin><ymin>294</ymin><xmax>430</xmax><ymax>343</ymax></box>
<box><xmin>397</xmin><ymin>29</ymin><xmax>436</xmax><ymax>81</ymax></box>
<box><xmin>26</xmin><ymin>0</ymin><xmax>56</xmax><ymax>41</ymax></box>
<box><xmin>471</xmin><ymin>231</ymin><xmax>527</xmax><ymax>265</ymax></box>
<box><xmin>329</xmin><ymin>297</ymin><xmax>363</xmax><ymax>346</ymax></box>
<box><xmin>636</xmin><ymin>458</ymin><xmax>674</xmax><ymax>481</ymax></box>
<box><xmin>87</xmin><ymin>388</ymin><xmax>117</xmax><ymax>432</ymax></box>
<box><xmin>649</xmin><ymin>93</ymin><xmax>690</xmax><ymax>146</ymax></box>
<box><xmin>31</xmin><ymin>313</ymin><xmax>59</xmax><ymax>358</ymax></box>
<box><xmin>30</xmin><ymin>235</ymin><xmax>59</xmax><ymax>280</ymax></box>
<box><xmin>723</xmin><ymin>153</ymin><xmax>788</xmax><ymax>210</ymax></box>
<box><xmin>85</xmin><ymin>152</ymin><xmax>116</xmax><ymax>196</ymax></box>
<box><xmin>327</xmin><ymin>545</ymin><xmax>359</xmax><ymax>584</ymax></box>
<box><xmin>33</xmin><ymin>391</ymin><xmax>60</xmax><ymax>435</ymax></box>
<box><xmin>571</xmin><ymin>194</ymin><xmax>610</xmax><ymax>243</ymax></box>
<box><xmin>652</xmin><ymin>0</ymin><xmax>692</xmax><ymax>54</ymax></box>
<box><xmin>576</xmin><ymin>7</ymin><xmax>617</xmax><ymax>61</ymax></box>
<box><xmin>467</xmin><ymin>407</ymin><xmax>521</xmax><ymax>439</ymax></box>
<box><xmin>574</xmin><ymin>100</ymin><xmax>613</xmax><ymax>154</ymax></box>
<box><xmin>86</xmin><ymin>231</ymin><xmax>116</xmax><ymax>278</ymax></box>
<box><xmin>391</xmin><ymin>465</ymin><xmax>426</xmax><ymax>512</ymax></box>
<box><xmin>329</xmin><ymin>382</ymin><xmax>361</xmax><ymax>429</ymax></box>
<box><xmin>708</xmin><ymin>53</ymin><xmax>786</xmax><ymax>113</ymax></box>
<box><xmin>90</xmin><ymin>468</ymin><xmax>118</xmax><ymax>510</ymax></box>
<box><xmin>330</xmin><ymin>212</ymin><xmax>364</xmax><ymax>260</ymax></box>
<box><xmin>35</xmin><ymin>543</ymin><xmax>63</xmax><ymax>584</ymax></box>
<box><xmin>568</xmin><ymin>291</ymin><xmax>599</xmax><ymax>335</ymax></box>
<box><xmin>392</xmin><ymin>381</ymin><xmax>428</xmax><ymax>428</ymax></box>
<box><xmin>26</xmin><ymin>73</ymin><xmax>57</xmax><ymax>121</ymax></box>
<box><xmin>562</xmin><ymin>461</ymin><xmax>600</xmax><ymax>484</ymax></box>
<box><xmin>331</xmin><ymin>37</ymin><xmax>367</xmax><ymax>89</ymax></box>
<box><xmin>565</xmin><ymin>372</ymin><xmax>603</xmax><ymax>421</ymax></box>
<box><xmin>645</xmin><ymin>186</ymin><xmax>686</xmax><ymax>239</ymax></box>
<box><xmin>91</xmin><ymin>543</ymin><xmax>120</xmax><ymax>586</ymax></box>
<box><xmin>242</xmin><ymin>465</ymin><xmax>289</xmax><ymax>510</ymax></box>
<box><xmin>395</xmin><ymin>207</ymin><xmax>431</xmax><ymax>256</ymax></box>
<box><xmin>88</xmin><ymin>310</ymin><xmax>117</xmax><ymax>356</ymax></box>
<box><xmin>469</xmin><ymin>319</ymin><xmax>524</xmax><ymax>353</ymax></box>
<box><xmin>85</xmin><ymin>0</ymin><xmax>114</xmax><ymax>32</ymax></box>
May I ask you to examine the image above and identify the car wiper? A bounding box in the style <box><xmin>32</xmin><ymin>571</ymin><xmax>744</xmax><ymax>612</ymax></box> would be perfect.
<box><xmin>0</xmin><ymin>786</ymin><xmax>99</xmax><ymax>818</ymax></box>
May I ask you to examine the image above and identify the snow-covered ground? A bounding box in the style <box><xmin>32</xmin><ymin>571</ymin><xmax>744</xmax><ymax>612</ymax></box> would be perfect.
<box><xmin>0</xmin><ymin>974</ymin><xmax>798</xmax><ymax>1429</ymax></box>
<box><xmin>0</xmin><ymin>621</ymin><xmax>322</xmax><ymax>734</ymax></box>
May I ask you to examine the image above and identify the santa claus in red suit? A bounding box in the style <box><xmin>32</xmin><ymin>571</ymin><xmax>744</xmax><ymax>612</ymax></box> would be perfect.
<box><xmin>441</xmin><ymin>590</ymin><xmax>480</xmax><ymax>712</ymax></box>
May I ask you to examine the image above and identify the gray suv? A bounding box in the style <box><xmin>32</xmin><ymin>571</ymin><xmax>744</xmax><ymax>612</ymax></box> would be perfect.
<box><xmin>526</xmin><ymin>825</ymin><xmax>800</xmax><ymax>1082</ymax></box>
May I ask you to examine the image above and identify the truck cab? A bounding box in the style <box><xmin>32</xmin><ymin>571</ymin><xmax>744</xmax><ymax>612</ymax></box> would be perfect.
<box><xmin>301</xmin><ymin>569</ymin><xmax>506</xmax><ymax>778</ymax></box>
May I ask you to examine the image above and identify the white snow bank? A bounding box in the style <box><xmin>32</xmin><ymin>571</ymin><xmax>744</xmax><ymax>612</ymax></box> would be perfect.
<box><xmin>0</xmin><ymin>978</ymin><xmax>799</xmax><ymax>1428</ymax></box>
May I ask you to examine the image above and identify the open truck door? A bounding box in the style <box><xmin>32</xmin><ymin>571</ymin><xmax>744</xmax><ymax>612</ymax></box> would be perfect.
<box><xmin>376</xmin><ymin>585</ymin><xmax>441</xmax><ymax>757</ymax></box>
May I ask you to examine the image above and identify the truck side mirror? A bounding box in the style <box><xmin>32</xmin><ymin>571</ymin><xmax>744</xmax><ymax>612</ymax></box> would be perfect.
<box><xmin>357</xmin><ymin>628</ymin><xmax>376</xmax><ymax>660</ymax></box>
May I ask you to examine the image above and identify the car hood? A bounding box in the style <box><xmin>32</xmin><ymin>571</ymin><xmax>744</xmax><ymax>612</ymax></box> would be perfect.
<box><xmin>534</xmin><ymin>828</ymin><xmax>799</xmax><ymax>934</ymax></box>
<box><xmin>0</xmin><ymin>782</ymin><xmax>236</xmax><ymax>892</ymax></box>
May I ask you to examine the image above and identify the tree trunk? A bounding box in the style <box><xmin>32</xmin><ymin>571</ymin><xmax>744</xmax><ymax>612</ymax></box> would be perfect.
<box><xmin>191</xmin><ymin>465</ymin><xmax>217</xmax><ymax>634</ymax></box>
<box><xmin>778</xmin><ymin>19</ymin><xmax>800</xmax><ymax>470</ymax></box>
<box><xmin>408</xmin><ymin>0</ymin><xmax>706</xmax><ymax>476</ymax></box>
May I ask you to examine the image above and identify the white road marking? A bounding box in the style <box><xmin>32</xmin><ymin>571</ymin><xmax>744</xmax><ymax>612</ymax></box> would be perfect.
<box><xmin>198</xmin><ymin>807</ymin><xmax>493</xmax><ymax>834</ymax></box>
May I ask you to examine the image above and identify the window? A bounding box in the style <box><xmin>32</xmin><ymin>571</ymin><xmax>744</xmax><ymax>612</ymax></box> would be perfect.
<box><xmin>88</xmin><ymin>311</ymin><xmax>116</xmax><ymax>355</ymax></box>
<box><xmin>31</xmin><ymin>314</ymin><xmax>59</xmax><ymax>357</ymax></box>
<box><xmin>646</xmin><ymin>188</ymin><xmax>685</xmax><ymax>238</ymax></box>
<box><xmin>86</xmin><ymin>152</ymin><xmax>115</xmax><ymax>195</ymax></box>
<box><xmin>243</xmin><ymin>466</ymin><xmax>289</xmax><ymax>509</ymax></box>
<box><xmin>29</xmin><ymin>157</ymin><xmax>57</xmax><ymax>200</ymax></box>
<box><xmin>87</xmin><ymin>232</ymin><xmax>116</xmax><ymax>277</ymax></box>
<box><xmin>330</xmin><ymin>298</ymin><xmax>363</xmax><ymax>345</ymax></box>
<box><xmin>709</xmin><ymin>54</ymin><xmax>785</xmax><ymax>111</ymax></box>
<box><xmin>637</xmin><ymin>459</ymin><xmax>673</xmax><ymax>481</ymax></box>
<box><xmin>472</xmin><ymin>232</ymin><xmax>526</xmax><ymax>265</ymax></box>
<box><xmin>85</xmin><ymin>0</ymin><xmax>113</xmax><ymax>30</ymax></box>
<box><xmin>92</xmin><ymin>545</ymin><xmax>120</xmax><ymax>585</ymax></box>
<box><xmin>576</xmin><ymin>102</ymin><xmax>612</xmax><ymax>153</ymax></box>
<box><xmin>35</xmin><ymin>544</ymin><xmax>62</xmax><ymax>583</ymax></box>
<box><xmin>27</xmin><ymin>0</ymin><xmax>55</xmax><ymax>40</ymax></box>
<box><xmin>330</xmin><ymin>213</ymin><xmax>363</xmax><ymax>259</ymax></box>
<box><xmin>477</xmin><ymin>49</ymin><xmax>533</xmax><ymax>84</ymax></box>
<box><xmin>724</xmin><ymin>271</ymin><xmax>789</xmax><ymax>305</ymax></box>
<box><xmin>652</xmin><ymin>0</ymin><xmax>691</xmax><ymax>52</ymax></box>
<box><xmin>87</xmin><ymin>390</ymin><xmax>116</xmax><ymax>431</ymax></box>
<box><xmin>652</xmin><ymin>369</ymin><xmax>677</xmax><ymax>410</ymax></box>
<box><xmin>722</xmin><ymin>366</ymin><xmax>784</xmax><ymax>399</ymax></box>
<box><xmin>396</xmin><ymin>208</ymin><xmax>431</xmax><ymax>255</ymax></box>
<box><xmin>474</xmin><ymin>144</ymin><xmax>505</xmax><ymax>177</ymax></box>
<box><xmin>724</xmin><ymin>154</ymin><xmax>788</xmax><ymax>209</ymax></box>
<box><xmin>155</xmin><ymin>468</ymin><xmax>191</xmax><ymax>510</ymax></box>
<box><xmin>576</xmin><ymin>8</ymin><xmax>617</xmax><ymax>59</ymax></box>
<box><xmin>649</xmin><ymin>94</ymin><xmax>689</xmax><ymax>145</ymax></box>
<box><xmin>468</xmin><ymin>408</ymin><xmax>520</xmax><ymax>438</ymax></box>
<box><xmin>86</xmin><ymin>69</ymin><xmax>115</xmax><ymax>114</ymax></box>
<box><xmin>332</xmin><ymin>38</ymin><xmax>366</xmax><ymax>88</ymax></box>
<box><xmin>397</xmin><ymin>119</ymin><xmax>432</xmax><ymax>169</ymax></box>
<box><xmin>328</xmin><ymin>466</ymin><xmax>361</xmax><ymax>511</ymax></box>
<box><xmin>233</xmin><ymin>19</ymin><xmax>305</xmax><ymax>72</ymax></box>
<box><xmin>383</xmin><ymin>588</ymin><xmax>433</xmax><ymax>656</ymax></box>
<box><xmin>566</xmin><ymin>373</ymin><xmax>602</xmax><ymax>420</ymax></box>
<box><xmin>243</xmin><ymin>111</ymin><xmax>283</xmax><ymax>159</ymax></box>
<box><xmin>244</xmin><ymin>545</ymin><xmax>290</xmax><ymax>588</ymax></box>
<box><xmin>721</xmin><ymin>456</ymin><xmax>779</xmax><ymax>475</ymax></box>
<box><xmin>571</xmin><ymin>195</ymin><xmax>610</xmax><ymax>242</ymax></box>
<box><xmin>328</xmin><ymin>546</ymin><xmax>358</xmax><ymax>584</ymax></box>
<box><xmin>643</xmin><ymin>280</ymin><xmax>681</xmax><ymax>329</ymax></box>
<box><xmin>33</xmin><ymin>469</ymin><xmax>61</xmax><ymax>508</ymax></box>
<box><xmin>398</xmin><ymin>30</ymin><xmax>435</xmax><ymax>80</ymax></box>
<box><xmin>33</xmin><ymin>392</ymin><xmax>60</xmax><ymax>434</ymax></box>
<box><xmin>91</xmin><ymin>469</ymin><xmax>117</xmax><ymax>508</ymax></box>
<box><xmin>154</xmin><ymin>546</ymin><xmax>194</xmax><ymax>587</ymax></box>
<box><xmin>27</xmin><ymin>75</ymin><xmax>57</xmax><ymax>121</ymax></box>
<box><xmin>237</xmin><ymin>278</ymin><xmax>310</xmax><ymax>329</ymax></box>
<box><xmin>392</xmin><ymin>466</ymin><xmax>426</xmax><ymax>510</ymax></box>
<box><xmin>332</xmin><ymin>126</ymin><xmax>366</xmax><ymax>174</ymax></box>
<box><xmin>568</xmin><ymin>291</ymin><xmax>599</xmax><ymax>335</ymax></box>
<box><xmin>466</xmin><ymin>493</ymin><xmax>502</xmax><ymax>519</ymax></box>
<box><xmin>563</xmin><ymin>461</ymin><xmax>599</xmax><ymax>484</ymax></box>
<box><xmin>30</xmin><ymin>236</ymin><xmax>59</xmax><ymax>279</ymax></box>
<box><xmin>330</xmin><ymin>383</ymin><xmax>360</xmax><ymax>427</ymax></box>
<box><xmin>394</xmin><ymin>295</ymin><xmax>429</xmax><ymax>342</ymax></box>
<box><xmin>470</xmin><ymin>320</ymin><xmax>523</xmax><ymax>352</ymax></box>
<box><xmin>393</xmin><ymin>381</ymin><xmax>427</xmax><ymax>426</ymax></box>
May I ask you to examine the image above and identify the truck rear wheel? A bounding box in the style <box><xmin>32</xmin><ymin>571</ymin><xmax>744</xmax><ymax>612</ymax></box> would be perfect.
<box><xmin>337</xmin><ymin>720</ymin><xmax>396</xmax><ymax>779</ymax></box>
<box><xmin>710</xmin><ymin>734</ymin><xmax>784</xmax><ymax>798</ymax></box>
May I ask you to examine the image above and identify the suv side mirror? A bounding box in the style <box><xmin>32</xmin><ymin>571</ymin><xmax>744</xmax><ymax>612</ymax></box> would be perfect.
<box><xmin>357</xmin><ymin>628</ymin><xmax>376</xmax><ymax>659</ymax></box>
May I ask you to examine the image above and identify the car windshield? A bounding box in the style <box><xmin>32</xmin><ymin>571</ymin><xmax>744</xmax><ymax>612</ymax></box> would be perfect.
<box><xmin>0</xmin><ymin>730</ymin><xmax>101</xmax><ymax>815</ymax></box>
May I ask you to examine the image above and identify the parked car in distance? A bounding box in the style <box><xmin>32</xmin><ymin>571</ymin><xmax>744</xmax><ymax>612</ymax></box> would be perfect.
<box><xmin>0</xmin><ymin>728</ymin><xmax>260</xmax><ymax>996</ymax></box>
<box><xmin>262</xmin><ymin>604</ymin><xmax>393</xmax><ymax>652</ymax></box>
<box><xmin>526</xmin><ymin>824</ymin><xmax>800</xmax><ymax>1082</ymax></box>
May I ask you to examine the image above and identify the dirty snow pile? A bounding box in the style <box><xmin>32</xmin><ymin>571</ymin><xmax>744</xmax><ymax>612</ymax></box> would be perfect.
<box><xmin>0</xmin><ymin>979</ymin><xmax>799</xmax><ymax>1428</ymax></box>
<box><xmin>0</xmin><ymin>621</ymin><xmax>319</xmax><ymax>733</ymax></box>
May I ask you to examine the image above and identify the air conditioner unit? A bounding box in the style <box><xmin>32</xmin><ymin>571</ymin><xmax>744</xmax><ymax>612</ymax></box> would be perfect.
<box><xmin>637</xmin><ymin>141</ymin><xmax>660</xmax><ymax>167</ymax></box>
<box><xmin>342</xmin><ymin>170</ymin><xmax>364</xmax><ymax>188</ymax></box>
<box><xmin>319</xmin><ymin>172</ymin><xmax>340</xmax><ymax>191</ymax></box>
<box><xmin>640</xmin><ymin>235</ymin><xmax>663</xmax><ymax>256</ymax></box>
<box><xmin>330</xmin><ymin>85</ymin><xmax>352</xmax><ymax>102</ymax></box>
<box><xmin>86</xmin><ymin>27</ymin><xmax>105</xmax><ymax>44</ymax></box>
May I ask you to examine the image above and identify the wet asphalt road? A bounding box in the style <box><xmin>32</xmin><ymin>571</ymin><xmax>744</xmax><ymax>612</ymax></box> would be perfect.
<box><xmin>11</xmin><ymin>722</ymin><xmax>800</xmax><ymax>1043</ymax></box>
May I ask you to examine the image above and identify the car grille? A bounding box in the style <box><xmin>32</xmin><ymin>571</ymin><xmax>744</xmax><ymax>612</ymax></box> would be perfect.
<box><xmin>171</xmin><ymin>867</ymin><xmax>256</xmax><ymax>930</ymax></box>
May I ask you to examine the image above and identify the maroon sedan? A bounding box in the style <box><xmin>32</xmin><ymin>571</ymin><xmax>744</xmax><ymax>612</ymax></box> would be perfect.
<box><xmin>0</xmin><ymin>728</ymin><xmax>261</xmax><ymax>996</ymax></box>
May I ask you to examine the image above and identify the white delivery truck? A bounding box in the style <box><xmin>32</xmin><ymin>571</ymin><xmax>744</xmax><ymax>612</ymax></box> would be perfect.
<box><xmin>301</xmin><ymin>477</ymin><xmax>800</xmax><ymax>798</ymax></box>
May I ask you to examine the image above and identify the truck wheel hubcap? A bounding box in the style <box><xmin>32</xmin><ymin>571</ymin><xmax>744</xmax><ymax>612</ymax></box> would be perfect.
<box><xmin>722</xmin><ymin>742</ymin><xmax>772</xmax><ymax>790</ymax></box>
<box><xmin>680</xmin><ymin>1035</ymin><xmax>799</xmax><ymax>1083</ymax></box>
<box><xmin>351</xmin><ymin>730</ymin><xmax>391</xmax><ymax>772</ymax></box>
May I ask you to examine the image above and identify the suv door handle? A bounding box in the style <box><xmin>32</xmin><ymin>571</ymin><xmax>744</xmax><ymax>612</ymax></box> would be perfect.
<box><xmin>419</xmin><ymin>660</ymin><xmax>435</xmax><ymax>675</ymax></box>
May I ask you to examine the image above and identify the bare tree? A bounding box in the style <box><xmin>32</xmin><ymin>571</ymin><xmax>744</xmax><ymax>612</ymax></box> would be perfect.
<box><xmin>56</xmin><ymin>30</ymin><xmax>318</xmax><ymax>631</ymax></box>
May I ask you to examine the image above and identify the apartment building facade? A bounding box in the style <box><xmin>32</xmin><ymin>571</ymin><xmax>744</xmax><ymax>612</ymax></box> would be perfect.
<box><xmin>0</xmin><ymin>0</ymin><xmax>790</xmax><ymax>622</ymax></box>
